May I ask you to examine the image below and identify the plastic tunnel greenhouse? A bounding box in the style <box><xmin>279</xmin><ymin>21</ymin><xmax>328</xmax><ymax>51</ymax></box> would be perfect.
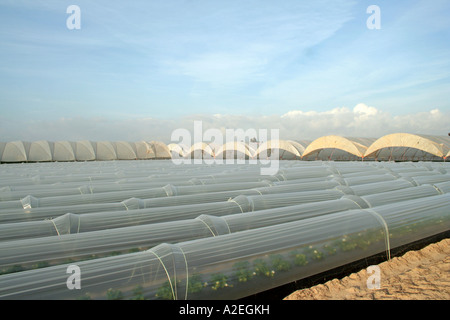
<box><xmin>185</xmin><ymin>142</ymin><xmax>215</xmax><ymax>159</ymax></box>
<box><xmin>302</xmin><ymin>136</ymin><xmax>377</xmax><ymax>161</ymax></box>
<box><xmin>0</xmin><ymin>140</ymin><xmax>171</xmax><ymax>162</ymax></box>
<box><xmin>167</xmin><ymin>143</ymin><xmax>188</xmax><ymax>159</ymax></box>
<box><xmin>2</xmin><ymin>134</ymin><xmax>449</xmax><ymax>163</ymax></box>
<box><xmin>364</xmin><ymin>133</ymin><xmax>450</xmax><ymax>161</ymax></box>
<box><xmin>255</xmin><ymin>140</ymin><xmax>310</xmax><ymax>160</ymax></box>
<box><xmin>0</xmin><ymin>158</ymin><xmax>449</xmax><ymax>300</ymax></box>
<box><xmin>215</xmin><ymin>142</ymin><xmax>256</xmax><ymax>160</ymax></box>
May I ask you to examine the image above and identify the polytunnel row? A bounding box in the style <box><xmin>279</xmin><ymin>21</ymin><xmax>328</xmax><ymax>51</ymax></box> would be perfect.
<box><xmin>0</xmin><ymin>181</ymin><xmax>448</xmax><ymax>270</ymax></box>
<box><xmin>0</xmin><ymin>188</ymin><xmax>448</xmax><ymax>300</ymax></box>
<box><xmin>0</xmin><ymin>161</ymin><xmax>448</xmax><ymax>237</ymax></box>
<box><xmin>0</xmin><ymin>160</ymin><xmax>449</xmax><ymax>300</ymax></box>
<box><xmin>181</xmin><ymin>133</ymin><xmax>450</xmax><ymax>161</ymax></box>
<box><xmin>0</xmin><ymin>163</ymin><xmax>447</xmax><ymax>236</ymax></box>
<box><xmin>1</xmin><ymin>133</ymin><xmax>450</xmax><ymax>163</ymax></box>
<box><xmin>0</xmin><ymin>161</ymin><xmax>448</xmax><ymax>221</ymax></box>
<box><xmin>0</xmin><ymin>140</ymin><xmax>172</xmax><ymax>163</ymax></box>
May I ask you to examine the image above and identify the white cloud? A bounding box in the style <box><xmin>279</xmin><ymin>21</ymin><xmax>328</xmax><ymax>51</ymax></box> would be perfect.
<box><xmin>1</xmin><ymin>104</ymin><xmax>448</xmax><ymax>143</ymax></box>
<box><xmin>353</xmin><ymin>103</ymin><xmax>378</xmax><ymax>116</ymax></box>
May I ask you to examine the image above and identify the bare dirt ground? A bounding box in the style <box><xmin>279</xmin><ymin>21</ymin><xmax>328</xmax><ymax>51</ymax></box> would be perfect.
<box><xmin>284</xmin><ymin>238</ymin><xmax>450</xmax><ymax>300</ymax></box>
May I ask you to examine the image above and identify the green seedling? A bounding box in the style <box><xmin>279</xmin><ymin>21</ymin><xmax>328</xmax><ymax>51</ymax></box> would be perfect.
<box><xmin>210</xmin><ymin>273</ymin><xmax>230</xmax><ymax>290</ymax></box>
<box><xmin>106</xmin><ymin>288</ymin><xmax>123</xmax><ymax>300</ymax></box>
<box><xmin>187</xmin><ymin>274</ymin><xmax>204</xmax><ymax>294</ymax></box>
<box><xmin>253</xmin><ymin>259</ymin><xmax>274</xmax><ymax>277</ymax></box>
<box><xmin>270</xmin><ymin>254</ymin><xmax>291</xmax><ymax>272</ymax></box>
<box><xmin>232</xmin><ymin>261</ymin><xmax>254</xmax><ymax>282</ymax></box>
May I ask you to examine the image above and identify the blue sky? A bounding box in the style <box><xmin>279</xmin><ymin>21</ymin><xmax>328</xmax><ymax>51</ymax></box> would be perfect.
<box><xmin>0</xmin><ymin>0</ymin><xmax>449</xmax><ymax>141</ymax></box>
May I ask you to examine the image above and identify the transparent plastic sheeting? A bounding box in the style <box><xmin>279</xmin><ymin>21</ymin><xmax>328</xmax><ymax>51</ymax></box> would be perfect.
<box><xmin>0</xmin><ymin>179</ymin><xmax>341</xmax><ymax>223</ymax></box>
<box><xmin>0</xmin><ymin>169</ymin><xmax>302</xmax><ymax>201</ymax></box>
<box><xmin>0</xmin><ymin>160</ymin><xmax>261</xmax><ymax>182</ymax></box>
<box><xmin>0</xmin><ymin>169</ymin><xmax>384</xmax><ymax>223</ymax></box>
<box><xmin>0</xmin><ymin>183</ymin><xmax>445</xmax><ymax>271</ymax></box>
<box><xmin>0</xmin><ymin>163</ymin><xmax>328</xmax><ymax>191</ymax></box>
<box><xmin>0</xmin><ymin>163</ymin><xmax>438</xmax><ymax>197</ymax></box>
<box><xmin>0</xmin><ymin>170</ymin><xmax>439</xmax><ymax>226</ymax></box>
<box><xmin>0</xmin><ymin>164</ymin><xmax>365</xmax><ymax>209</ymax></box>
<box><xmin>0</xmin><ymin>188</ymin><xmax>346</xmax><ymax>241</ymax></box>
<box><xmin>1</xmin><ymin>161</ymin><xmax>445</xmax><ymax>205</ymax></box>
<box><xmin>0</xmin><ymin>193</ymin><xmax>448</xmax><ymax>300</ymax></box>
<box><xmin>0</xmin><ymin>160</ymin><xmax>448</xmax><ymax>300</ymax></box>
<box><xmin>0</xmin><ymin>160</ymin><xmax>444</xmax><ymax>188</ymax></box>
<box><xmin>0</xmin><ymin>165</ymin><xmax>349</xmax><ymax>209</ymax></box>
<box><xmin>0</xmin><ymin>168</ymin><xmax>443</xmax><ymax>224</ymax></box>
<box><xmin>0</xmin><ymin>178</ymin><xmax>438</xmax><ymax>241</ymax></box>
<box><xmin>0</xmin><ymin>181</ymin><xmax>275</xmax><ymax>210</ymax></box>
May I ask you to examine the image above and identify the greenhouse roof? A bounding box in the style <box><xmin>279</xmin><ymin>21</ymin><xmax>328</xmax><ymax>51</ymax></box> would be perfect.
<box><xmin>255</xmin><ymin>139</ymin><xmax>309</xmax><ymax>160</ymax></box>
<box><xmin>364</xmin><ymin>133</ymin><xmax>450</xmax><ymax>160</ymax></box>
<box><xmin>302</xmin><ymin>136</ymin><xmax>377</xmax><ymax>160</ymax></box>
<box><xmin>1</xmin><ymin>133</ymin><xmax>450</xmax><ymax>163</ymax></box>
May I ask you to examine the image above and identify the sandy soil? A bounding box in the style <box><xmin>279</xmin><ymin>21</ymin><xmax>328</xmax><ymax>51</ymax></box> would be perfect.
<box><xmin>284</xmin><ymin>238</ymin><xmax>450</xmax><ymax>300</ymax></box>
